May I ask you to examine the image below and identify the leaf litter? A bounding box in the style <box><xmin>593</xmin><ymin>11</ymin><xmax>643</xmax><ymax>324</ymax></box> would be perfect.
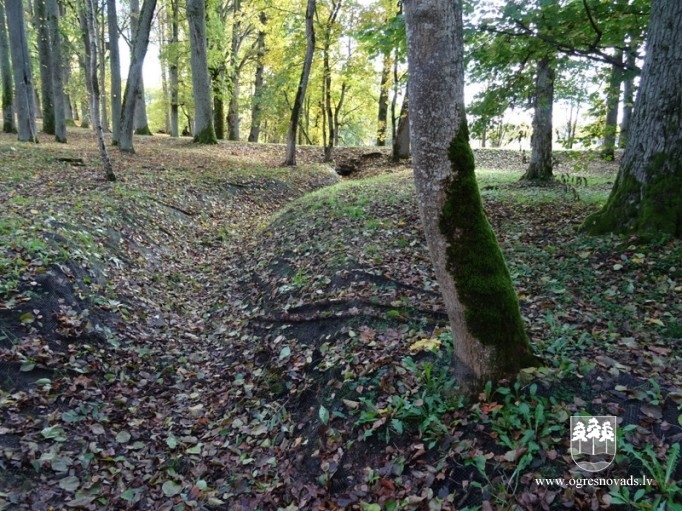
<box><xmin>0</xmin><ymin>131</ymin><xmax>681</xmax><ymax>510</ymax></box>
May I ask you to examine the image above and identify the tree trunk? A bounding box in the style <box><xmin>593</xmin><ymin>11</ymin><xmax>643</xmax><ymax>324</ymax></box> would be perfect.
<box><xmin>284</xmin><ymin>0</ymin><xmax>316</xmax><ymax>166</ymax></box>
<box><xmin>600</xmin><ymin>50</ymin><xmax>622</xmax><ymax>160</ymax></box>
<box><xmin>7</xmin><ymin>0</ymin><xmax>38</xmax><ymax>142</ymax></box>
<box><xmin>619</xmin><ymin>49</ymin><xmax>636</xmax><ymax>149</ymax></box>
<box><xmin>226</xmin><ymin>0</ymin><xmax>242</xmax><ymax>141</ymax></box>
<box><xmin>169</xmin><ymin>0</ymin><xmax>179</xmax><ymax>137</ymax></box>
<box><xmin>186</xmin><ymin>0</ymin><xmax>217</xmax><ymax>144</ymax></box>
<box><xmin>108</xmin><ymin>0</ymin><xmax>121</xmax><ymax>143</ymax></box>
<box><xmin>83</xmin><ymin>0</ymin><xmax>116</xmax><ymax>181</ymax></box>
<box><xmin>211</xmin><ymin>67</ymin><xmax>226</xmax><ymax>139</ymax></box>
<box><xmin>582</xmin><ymin>0</ymin><xmax>682</xmax><ymax>239</ymax></box>
<box><xmin>130</xmin><ymin>0</ymin><xmax>151</xmax><ymax>136</ymax></box>
<box><xmin>99</xmin><ymin>8</ymin><xmax>108</xmax><ymax>133</ymax></box>
<box><xmin>47</xmin><ymin>0</ymin><xmax>66</xmax><ymax>142</ymax></box>
<box><xmin>248</xmin><ymin>12</ymin><xmax>266</xmax><ymax>143</ymax></box>
<box><xmin>34</xmin><ymin>0</ymin><xmax>55</xmax><ymax>135</ymax></box>
<box><xmin>0</xmin><ymin>0</ymin><xmax>15</xmax><ymax>133</ymax></box>
<box><xmin>404</xmin><ymin>0</ymin><xmax>537</xmax><ymax>387</ymax></box>
<box><xmin>522</xmin><ymin>56</ymin><xmax>555</xmax><ymax>181</ymax></box>
<box><xmin>392</xmin><ymin>90</ymin><xmax>409</xmax><ymax>161</ymax></box>
<box><xmin>118</xmin><ymin>0</ymin><xmax>156</xmax><ymax>152</ymax></box>
<box><xmin>376</xmin><ymin>53</ymin><xmax>390</xmax><ymax>146</ymax></box>
<box><xmin>322</xmin><ymin>0</ymin><xmax>341</xmax><ymax>163</ymax></box>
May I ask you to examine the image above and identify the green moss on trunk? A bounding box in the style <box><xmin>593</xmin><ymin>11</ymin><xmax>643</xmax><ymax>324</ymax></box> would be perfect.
<box><xmin>582</xmin><ymin>153</ymin><xmax>682</xmax><ymax>239</ymax></box>
<box><xmin>134</xmin><ymin>125</ymin><xmax>153</xmax><ymax>136</ymax></box>
<box><xmin>440</xmin><ymin>121</ymin><xmax>538</xmax><ymax>374</ymax></box>
<box><xmin>193</xmin><ymin>125</ymin><xmax>218</xmax><ymax>145</ymax></box>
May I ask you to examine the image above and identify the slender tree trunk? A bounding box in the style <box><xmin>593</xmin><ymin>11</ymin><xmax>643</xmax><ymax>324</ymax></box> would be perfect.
<box><xmin>7</xmin><ymin>0</ymin><xmax>38</xmax><ymax>142</ymax></box>
<box><xmin>118</xmin><ymin>0</ymin><xmax>156</xmax><ymax>152</ymax></box>
<box><xmin>619</xmin><ymin>49</ymin><xmax>636</xmax><ymax>149</ymax></box>
<box><xmin>47</xmin><ymin>0</ymin><xmax>66</xmax><ymax>142</ymax></box>
<box><xmin>333</xmin><ymin>81</ymin><xmax>346</xmax><ymax>146</ymax></box>
<box><xmin>108</xmin><ymin>0</ymin><xmax>121</xmax><ymax>143</ymax></box>
<box><xmin>601</xmin><ymin>50</ymin><xmax>622</xmax><ymax>160</ymax></box>
<box><xmin>322</xmin><ymin>0</ymin><xmax>341</xmax><ymax>163</ymax></box>
<box><xmin>83</xmin><ymin>0</ymin><xmax>116</xmax><ymax>181</ymax></box>
<box><xmin>404</xmin><ymin>0</ymin><xmax>537</xmax><ymax>387</ymax></box>
<box><xmin>226</xmin><ymin>0</ymin><xmax>242</xmax><ymax>141</ymax></box>
<box><xmin>248</xmin><ymin>12</ymin><xmax>266</xmax><ymax>143</ymax></box>
<box><xmin>212</xmin><ymin>67</ymin><xmax>226</xmax><ymax>139</ymax></box>
<box><xmin>284</xmin><ymin>0</ymin><xmax>315</xmax><ymax>166</ymax></box>
<box><xmin>582</xmin><ymin>0</ymin><xmax>682</xmax><ymax>239</ymax></box>
<box><xmin>169</xmin><ymin>0</ymin><xmax>179</xmax><ymax>137</ymax></box>
<box><xmin>0</xmin><ymin>1</ymin><xmax>15</xmax><ymax>133</ymax></box>
<box><xmin>35</xmin><ymin>0</ymin><xmax>55</xmax><ymax>134</ymax></box>
<box><xmin>392</xmin><ymin>90</ymin><xmax>409</xmax><ymax>161</ymax></box>
<box><xmin>186</xmin><ymin>0</ymin><xmax>217</xmax><ymax>144</ymax></box>
<box><xmin>99</xmin><ymin>6</ymin><xmax>108</xmax><ymax>132</ymax></box>
<box><xmin>376</xmin><ymin>53</ymin><xmax>390</xmax><ymax>146</ymax></box>
<box><xmin>522</xmin><ymin>56</ymin><xmax>555</xmax><ymax>180</ymax></box>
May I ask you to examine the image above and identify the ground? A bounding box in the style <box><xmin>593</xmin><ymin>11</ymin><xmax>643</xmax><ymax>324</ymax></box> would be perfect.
<box><xmin>0</xmin><ymin>130</ymin><xmax>681</xmax><ymax>510</ymax></box>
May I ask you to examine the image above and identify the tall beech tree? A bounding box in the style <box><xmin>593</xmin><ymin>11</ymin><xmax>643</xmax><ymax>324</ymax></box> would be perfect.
<box><xmin>119</xmin><ymin>0</ymin><xmax>156</xmax><ymax>152</ymax></box>
<box><xmin>34</xmin><ymin>0</ymin><xmax>55</xmax><ymax>134</ymax></box>
<box><xmin>582</xmin><ymin>0</ymin><xmax>682</xmax><ymax>239</ymax></box>
<box><xmin>47</xmin><ymin>0</ymin><xmax>67</xmax><ymax>142</ymax></box>
<box><xmin>108</xmin><ymin>0</ymin><xmax>122</xmax><ymax>144</ymax></box>
<box><xmin>522</xmin><ymin>55</ymin><xmax>555</xmax><ymax>180</ymax></box>
<box><xmin>0</xmin><ymin>0</ymin><xmax>14</xmax><ymax>133</ymax></box>
<box><xmin>186</xmin><ymin>0</ymin><xmax>217</xmax><ymax>144</ymax></box>
<box><xmin>404</xmin><ymin>0</ymin><xmax>537</xmax><ymax>386</ymax></box>
<box><xmin>284</xmin><ymin>0</ymin><xmax>316</xmax><ymax>166</ymax></box>
<box><xmin>82</xmin><ymin>0</ymin><xmax>116</xmax><ymax>181</ymax></box>
<box><xmin>130</xmin><ymin>0</ymin><xmax>152</xmax><ymax>135</ymax></box>
<box><xmin>6</xmin><ymin>0</ymin><xmax>38</xmax><ymax>142</ymax></box>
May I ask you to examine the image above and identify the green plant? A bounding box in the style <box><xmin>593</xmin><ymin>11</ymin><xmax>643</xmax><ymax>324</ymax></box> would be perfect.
<box><xmin>611</xmin><ymin>440</ymin><xmax>682</xmax><ymax>510</ymax></box>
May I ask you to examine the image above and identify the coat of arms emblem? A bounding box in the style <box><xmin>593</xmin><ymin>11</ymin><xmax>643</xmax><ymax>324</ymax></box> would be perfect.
<box><xmin>570</xmin><ymin>415</ymin><xmax>617</xmax><ymax>472</ymax></box>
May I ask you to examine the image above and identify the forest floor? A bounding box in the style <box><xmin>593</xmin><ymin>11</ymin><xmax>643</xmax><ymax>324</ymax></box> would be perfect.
<box><xmin>1</xmin><ymin>129</ymin><xmax>681</xmax><ymax>511</ymax></box>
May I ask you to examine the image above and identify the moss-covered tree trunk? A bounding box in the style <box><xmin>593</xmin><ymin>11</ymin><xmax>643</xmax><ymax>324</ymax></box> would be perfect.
<box><xmin>582</xmin><ymin>0</ymin><xmax>682</xmax><ymax>240</ymax></box>
<box><xmin>0</xmin><ymin>1</ymin><xmax>15</xmax><ymax>134</ymax></box>
<box><xmin>522</xmin><ymin>56</ymin><xmax>555</xmax><ymax>181</ymax></box>
<box><xmin>404</xmin><ymin>0</ymin><xmax>538</xmax><ymax>387</ymax></box>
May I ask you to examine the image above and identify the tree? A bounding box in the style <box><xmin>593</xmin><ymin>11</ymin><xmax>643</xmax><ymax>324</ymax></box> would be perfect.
<box><xmin>284</xmin><ymin>0</ymin><xmax>316</xmax><ymax>166</ymax></box>
<box><xmin>618</xmin><ymin>49</ymin><xmax>637</xmax><ymax>149</ymax></box>
<box><xmin>130</xmin><ymin>0</ymin><xmax>152</xmax><ymax>135</ymax></box>
<box><xmin>47</xmin><ymin>0</ymin><xmax>67</xmax><ymax>142</ymax></box>
<box><xmin>0</xmin><ymin>0</ymin><xmax>14</xmax><ymax>133</ymax></box>
<box><xmin>248</xmin><ymin>11</ymin><xmax>267</xmax><ymax>143</ymax></box>
<box><xmin>34</xmin><ymin>0</ymin><xmax>55</xmax><ymax>134</ymax></box>
<box><xmin>119</xmin><ymin>0</ymin><xmax>156</xmax><ymax>152</ymax></box>
<box><xmin>168</xmin><ymin>0</ymin><xmax>180</xmax><ymax>137</ymax></box>
<box><xmin>582</xmin><ymin>0</ymin><xmax>682</xmax><ymax>240</ymax></box>
<box><xmin>108</xmin><ymin>0</ymin><xmax>122</xmax><ymax>144</ymax></box>
<box><xmin>82</xmin><ymin>0</ymin><xmax>116</xmax><ymax>181</ymax></box>
<box><xmin>6</xmin><ymin>0</ymin><xmax>38</xmax><ymax>142</ymax></box>
<box><xmin>522</xmin><ymin>55</ymin><xmax>555</xmax><ymax>180</ymax></box>
<box><xmin>186</xmin><ymin>0</ymin><xmax>217</xmax><ymax>144</ymax></box>
<box><xmin>600</xmin><ymin>50</ymin><xmax>622</xmax><ymax>160</ymax></box>
<box><xmin>404</xmin><ymin>0</ymin><xmax>537</xmax><ymax>386</ymax></box>
<box><xmin>391</xmin><ymin>90</ymin><xmax>409</xmax><ymax>161</ymax></box>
